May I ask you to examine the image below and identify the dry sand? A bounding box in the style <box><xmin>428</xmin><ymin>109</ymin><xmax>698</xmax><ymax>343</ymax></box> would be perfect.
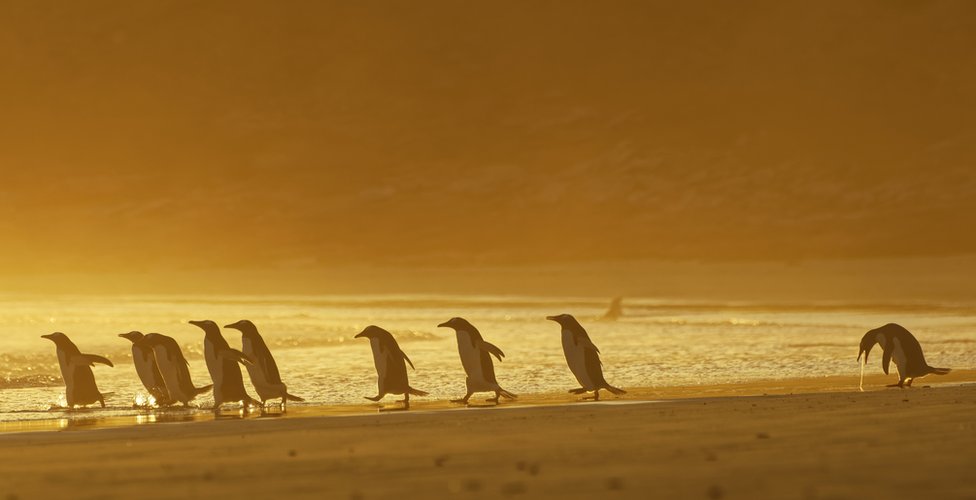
<box><xmin>2</xmin><ymin>371</ymin><xmax>975</xmax><ymax>499</ymax></box>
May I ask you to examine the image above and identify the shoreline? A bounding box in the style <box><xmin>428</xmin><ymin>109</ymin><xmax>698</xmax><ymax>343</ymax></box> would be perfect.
<box><xmin>3</xmin><ymin>378</ymin><xmax>975</xmax><ymax>499</ymax></box>
<box><xmin>4</xmin><ymin>368</ymin><xmax>974</xmax><ymax>435</ymax></box>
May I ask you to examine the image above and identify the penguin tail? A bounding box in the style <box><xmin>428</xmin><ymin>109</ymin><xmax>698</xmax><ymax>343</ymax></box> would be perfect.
<box><xmin>498</xmin><ymin>388</ymin><xmax>518</xmax><ymax>399</ymax></box>
<box><xmin>929</xmin><ymin>367</ymin><xmax>952</xmax><ymax>376</ymax></box>
<box><xmin>285</xmin><ymin>393</ymin><xmax>305</xmax><ymax>402</ymax></box>
<box><xmin>407</xmin><ymin>387</ymin><xmax>428</xmax><ymax>397</ymax></box>
<box><xmin>603</xmin><ymin>384</ymin><xmax>627</xmax><ymax>395</ymax></box>
<box><xmin>193</xmin><ymin>384</ymin><xmax>214</xmax><ymax>397</ymax></box>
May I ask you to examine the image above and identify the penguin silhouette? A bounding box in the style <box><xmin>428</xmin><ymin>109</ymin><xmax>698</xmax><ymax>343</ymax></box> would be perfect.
<box><xmin>858</xmin><ymin>323</ymin><xmax>951</xmax><ymax>388</ymax></box>
<box><xmin>118</xmin><ymin>331</ymin><xmax>172</xmax><ymax>406</ymax></box>
<box><xmin>355</xmin><ymin>326</ymin><xmax>428</xmax><ymax>410</ymax></box>
<box><xmin>188</xmin><ymin>320</ymin><xmax>261</xmax><ymax>412</ymax></box>
<box><xmin>41</xmin><ymin>332</ymin><xmax>113</xmax><ymax>408</ymax></box>
<box><xmin>224</xmin><ymin>320</ymin><xmax>304</xmax><ymax>409</ymax></box>
<box><xmin>437</xmin><ymin>317</ymin><xmax>517</xmax><ymax>405</ymax></box>
<box><xmin>546</xmin><ymin>314</ymin><xmax>626</xmax><ymax>401</ymax></box>
<box><xmin>141</xmin><ymin>333</ymin><xmax>213</xmax><ymax>406</ymax></box>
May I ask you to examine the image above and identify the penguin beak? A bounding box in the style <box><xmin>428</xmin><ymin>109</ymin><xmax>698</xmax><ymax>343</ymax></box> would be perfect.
<box><xmin>354</xmin><ymin>329</ymin><xmax>368</xmax><ymax>339</ymax></box>
<box><xmin>436</xmin><ymin>321</ymin><xmax>450</xmax><ymax>328</ymax></box>
<box><xmin>545</xmin><ymin>316</ymin><xmax>557</xmax><ymax>321</ymax></box>
<box><xmin>223</xmin><ymin>321</ymin><xmax>241</xmax><ymax>329</ymax></box>
<box><xmin>40</xmin><ymin>333</ymin><xmax>53</xmax><ymax>340</ymax></box>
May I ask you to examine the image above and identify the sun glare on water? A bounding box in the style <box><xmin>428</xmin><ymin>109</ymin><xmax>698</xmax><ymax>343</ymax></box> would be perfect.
<box><xmin>133</xmin><ymin>393</ymin><xmax>158</xmax><ymax>408</ymax></box>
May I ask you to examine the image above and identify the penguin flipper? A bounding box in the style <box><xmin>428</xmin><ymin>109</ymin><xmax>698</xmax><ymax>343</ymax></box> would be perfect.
<box><xmin>574</xmin><ymin>332</ymin><xmax>601</xmax><ymax>355</ymax></box>
<box><xmin>218</xmin><ymin>347</ymin><xmax>255</xmax><ymax>366</ymax></box>
<box><xmin>80</xmin><ymin>354</ymin><xmax>114</xmax><ymax>368</ymax></box>
<box><xmin>882</xmin><ymin>348</ymin><xmax>892</xmax><ymax>375</ymax></box>
<box><xmin>407</xmin><ymin>387</ymin><xmax>428</xmax><ymax>397</ymax></box>
<box><xmin>477</xmin><ymin>340</ymin><xmax>505</xmax><ymax>362</ymax></box>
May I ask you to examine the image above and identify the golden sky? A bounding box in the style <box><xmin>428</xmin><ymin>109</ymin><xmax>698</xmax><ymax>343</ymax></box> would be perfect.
<box><xmin>1</xmin><ymin>2</ymin><xmax>974</xmax><ymax>283</ymax></box>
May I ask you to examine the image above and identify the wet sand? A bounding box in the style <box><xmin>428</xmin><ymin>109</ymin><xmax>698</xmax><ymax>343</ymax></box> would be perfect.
<box><xmin>2</xmin><ymin>372</ymin><xmax>975</xmax><ymax>499</ymax></box>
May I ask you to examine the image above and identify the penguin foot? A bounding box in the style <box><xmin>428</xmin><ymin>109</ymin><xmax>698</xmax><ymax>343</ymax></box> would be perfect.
<box><xmin>485</xmin><ymin>398</ymin><xmax>500</xmax><ymax>404</ymax></box>
<box><xmin>886</xmin><ymin>383</ymin><xmax>905</xmax><ymax>388</ymax></box>
<box><xmin>450</xmin><ymin>398</ymin><xmax>469</xmax><ymax>404</ymax></box>
<box><xmin>364</xmin><ymin>395</ymin><xmax>383</xmax><ymax>402</ymax></box>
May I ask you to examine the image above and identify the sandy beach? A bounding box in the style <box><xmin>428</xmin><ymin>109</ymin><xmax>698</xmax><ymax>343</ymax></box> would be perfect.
<box><xmin>2</xmin><ymin>371</ymin><xmax>974</xmax><ymax>499</ymax></box>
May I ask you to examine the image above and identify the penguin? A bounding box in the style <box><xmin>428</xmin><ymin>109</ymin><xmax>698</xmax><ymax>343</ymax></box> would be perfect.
<box><xmin>118</xmin><ymin>331</ymin><xmax>172</xmax><ymax>406</ymax></box>
<box><xmin>545</xmin><ymin>314</ymin><xmax>626</xmax><ymax>401</ymax></box>
<box><xmin>188</xmin><ymin>320</ymin><xmax>261</xmax><ymax>412</ymax></box>
<box><xmin>140</xmin><ymin>333</ymin><xmax>212</xmax><ymax>406</ymax></box>
<box><xmin>436</xmin><ymin>317</ymin><xmax>517</xmax><ymax>404</ymax></box>
<box><xmin>858</xmin><ymin>323</ymin><xmax>951</xmax><ymax>388</ymax></box>
<box><xmin>354</xmin><ymin>325</ymin><xmax>428</xmax><ymax>410</ymax></box>
<box><xmin>41</xmin><ymin>332</ymin><xmax>113</xmax><ymax>408</ymax></box>
<box><xmin>224</xmin><ymin>319</ymin><xmax>304</xmax><ymax>409</ymax></box>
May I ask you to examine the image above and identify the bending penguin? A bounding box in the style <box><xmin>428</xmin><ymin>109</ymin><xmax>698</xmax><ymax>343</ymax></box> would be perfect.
<box><xmin>546</xmin><ymin>314</ymin><xmax>626</xmax><ymax>401</ymax></box>
<box><xmin>41</xmin><ymin>332</ymin><xmax>113</xmax><ymax>408</ymax></box>
<box><xmin>355</xmin><ymin>325</ymin><xmax>428</xmax><ymax>410</ymax></box>
<box><xmin>141</xmin><ymin>333</ymin><xmax>212</xmax><ymax>406</ymax></box>
<box><xmin>858</xmin><ymin>323</ymin><xmax>951</xmax><ymax>389</ymax></box>
<box><xmin>437</xmin><ymin>317</ymin><xmax>517</xmax><ymax>404</ymax></box>
<box><xmin>224</xmin><ymin>319</ymin><xmax>304</xmax><ymax>409</ymax></box>
<box><xmin>118</xmin><ymin>331</ymin><xmax>172</xmax><ymax>406</ymax></box>
<box><xmin>188</xmin><ymin>320</ymin><xmax>261</xmax><ymax>412</ymax></box>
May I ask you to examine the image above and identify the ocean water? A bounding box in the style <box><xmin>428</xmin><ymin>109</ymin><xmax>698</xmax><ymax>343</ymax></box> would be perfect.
<box><xmin>0</xmin><ymin>294</ymin><xmax>973</xmax><ymax>423</ymax></box>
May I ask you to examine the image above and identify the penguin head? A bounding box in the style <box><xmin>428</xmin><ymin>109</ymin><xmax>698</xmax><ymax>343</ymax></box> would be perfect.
<box><xmin>188</xmin><ymin>320</ymin><xmax>220</xmax><ymax>334</ymax></box>
<box><xmin>545</xmin><ymin>314</ymin><xmax>578</xmax><ymax>328</ymax></box>
<box><xmin>118</xmin><ymin>331</ymin><xmax>145</xmax><ymax>343</ymax></box>
<box><xmin>41</xmin><ymin>332</ymin><xmax>71</xmax><ymax>346</ymax></box>
<box><xmin>355</xmin><ymin>325</ymin><xmax>393</xmax><ymax>341</ymax></box>
<box><xmin>224</xmin><ymin>319</ymin><xmax>257</xmax><ymax>335</ymax></box>
<box><xmin>857</xmin><ymin>331</ymin><xmax>879</xmax><ymax>363</ymax></box>
<box><xmin>436</xmin><ymin>317</ymin><xmax>473</xmax><ymax>331</ymax></box>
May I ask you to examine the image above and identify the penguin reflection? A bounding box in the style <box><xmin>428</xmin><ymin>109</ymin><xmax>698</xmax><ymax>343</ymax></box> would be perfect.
<box><xmin>355</xmin><ymin>326</ymin><xmax>428</xmax><ymax>410</ymax></box>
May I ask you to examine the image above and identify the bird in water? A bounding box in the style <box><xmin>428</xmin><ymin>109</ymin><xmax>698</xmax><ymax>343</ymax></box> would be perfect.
<box><xmin>118</xmin><ymin>331</ymin><xmax>172</xmax><ymax>406</ymax></box>
<box><xmin>355</xmin><ymin>325</ymin><xmax>428</xmax><ymax>410</ymax></box>
<box><xmin>601</xmin><ymin>297</ymin><xmax>624</xmax><ymax>321</ymax></box>
<box><xmin>858</xmin><ymin>323</ymin><xmax>951</xmax><ymax>389</ymax></box>
<box><xmin>188</xmin><ymin>320</ymin><xmax>261</xmax><ymax>413</ymax></box>
<box><xmin>437</xmin><ymin>317</ymin><xmax>517</xmax><ymax>405</ymax></box>
<box><xmin>546</xmin><ymin>314</ymin><xmax>626</xmax><ymax>401</ymax></box>
<box><xmin>224</xmin><ymin>319</ymin><xmax>304</xmax><ymax>409</ymax></box>
<box><xmin>41</xmin><ymin>332</ymin><xmax>113</xmax><ymax>408</ymax></box>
